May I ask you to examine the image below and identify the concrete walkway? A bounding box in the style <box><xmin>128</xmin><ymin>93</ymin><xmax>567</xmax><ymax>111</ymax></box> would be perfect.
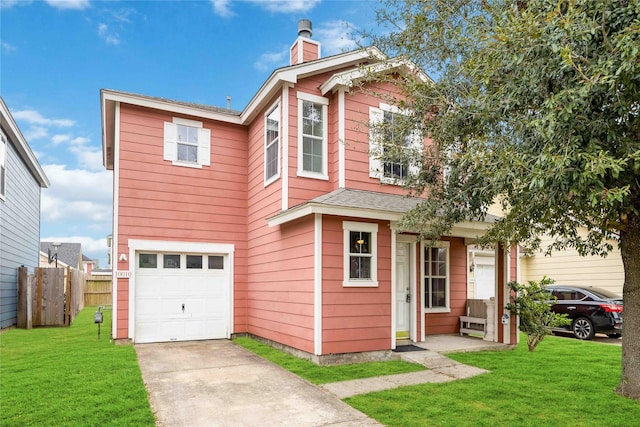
<box><xmin>136</xmin><ymin>336</ymin><xmax>510</xmax><ymax>426</ymax></box>
<box><xmin>322</xmin><ymin>347</ymin><xmax>490</xmax><ymax>399</ymax></box>
<box><xmin>136</xmin><ymin>340</ymin><xmax>382</xmax><ymax>427</ymax></box>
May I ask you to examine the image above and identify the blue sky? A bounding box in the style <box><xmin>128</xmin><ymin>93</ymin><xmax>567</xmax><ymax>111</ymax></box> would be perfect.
<box><xmin>1</xmin><ymin>0</ymin><xmax>378</xmax><ymax>267</ymax></box>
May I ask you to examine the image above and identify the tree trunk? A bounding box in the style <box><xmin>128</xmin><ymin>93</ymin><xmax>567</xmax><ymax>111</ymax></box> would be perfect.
<box><xmin>617</xmin><ymin>212</ymin><xmax>640</xmax><ymax>400</ymax></box>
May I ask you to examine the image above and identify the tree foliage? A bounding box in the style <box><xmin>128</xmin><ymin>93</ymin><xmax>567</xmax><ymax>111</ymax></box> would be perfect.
<box><xmin>505</xmin><ymin>277</ymin><xmax>570</xmax><ymax>351</ymax></box>
<box><xmin>366</xmin><ymin>0</ymin><xmax>640</xmax><ymax>398</ymax></box>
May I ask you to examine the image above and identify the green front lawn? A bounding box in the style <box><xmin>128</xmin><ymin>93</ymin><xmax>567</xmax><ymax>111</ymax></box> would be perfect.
<box><xmin>233</xmin><ymin>336</ymin><xmax>425</xmax><ymax>384</ymax></box>
<box><xmin>0</xmin><ymin>308</ymin><xmax>155</xmax><ymax>426</ymax></box>
<box><xmin>347</xmin><ymin>335</ymin><xmax>640</xmax><ymax>426</ymax></box>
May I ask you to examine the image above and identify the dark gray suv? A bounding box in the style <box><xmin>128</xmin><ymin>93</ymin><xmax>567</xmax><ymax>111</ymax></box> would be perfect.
<box><xmin>544</xmin><ymin>285</ymin><xmax>623</xmax><ymax>340</ymax></box>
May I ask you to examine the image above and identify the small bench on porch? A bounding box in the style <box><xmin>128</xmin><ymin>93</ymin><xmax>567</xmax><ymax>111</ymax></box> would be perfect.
<box><xmin>459</xmin><ymin>299</ymin><xmax>488</xmax><ymax>338</ymax></box>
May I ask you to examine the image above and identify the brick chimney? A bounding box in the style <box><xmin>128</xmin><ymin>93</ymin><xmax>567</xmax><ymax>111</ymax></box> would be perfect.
<box><xmin>290</xmin><ymin>19</ymin><xmax>321</xmax><ymax>65</ymax></box>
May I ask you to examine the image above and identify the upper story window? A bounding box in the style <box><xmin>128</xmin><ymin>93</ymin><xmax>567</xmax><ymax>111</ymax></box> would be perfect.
<box><xmin>382</xmin><ymin>110</ymin><xmax>411</xmax><ymax>180</ymax></box>
<box><xmin>297</xmin><ymin>92</ymin><xmax>328</xmax><ymax>180</ymax></box>
<box><xmin>343</xmin><ymin>221</ymin><xmax>378</xmax><ymax>287</ymax></box>
<box><xmin>164</xmin><ymin>117</ymin><xmax>211</xmax><ymax>169</ymax></box>
<box><xmin>369</xmin><ymin>103</ymin><xmax>421</xmax><ymax>184</ymax></box>
<box><xmin>0</xmin><ymin>130</ymin><xmax>6</xmax><ymax>199</ymax></box>
<box><xmin>265</xmin><ymin>102</ymin><xmax>280</xmax><ymax>185</ymax></box>
<box><xmin>421</xmin><ymin>241</ymin><xmax>450</xmax><ymax>312</ymax></box>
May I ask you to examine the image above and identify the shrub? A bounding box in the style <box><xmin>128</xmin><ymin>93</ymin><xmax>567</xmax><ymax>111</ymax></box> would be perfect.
<box><xmin>505</xmin><ymin>277</ymin><xmax>570</xmax><ymax>351</ymax></box>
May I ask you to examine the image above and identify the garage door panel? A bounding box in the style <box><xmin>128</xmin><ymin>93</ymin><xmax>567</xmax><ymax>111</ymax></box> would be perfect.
<box><xmin>135</xmin><ymin>251</ymin><xmax>230</xmax><ymax>343</ymax></box>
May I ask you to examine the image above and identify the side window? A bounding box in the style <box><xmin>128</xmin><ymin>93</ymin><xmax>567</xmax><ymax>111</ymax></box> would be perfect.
<box><xmin>264</xmin><ymin>103</ymin><xmax>280</xmax><ymax>185</ymax></box>
<box><xmin>297</xmin><ymin>92</ymin><xmax>328</xmax><ymax>180</ymax></box>
<box><xmin>0</xmin><ymin>130</ymin><xmax>6</xmax><ymax>199</ymax></box>
<box><xmin>164</xmin><ymin>117</ymin><xmax>211</xmax><ymax>168</ymax></box>
<box><xmin>342</xmin><ymin>221</ymin><xmax>378</xmax><ymax>287</ymax></box>
<box><xmin>422</xmin><ymin>241</ymin><xmax>450</xmax><ymax>312</ymax></box>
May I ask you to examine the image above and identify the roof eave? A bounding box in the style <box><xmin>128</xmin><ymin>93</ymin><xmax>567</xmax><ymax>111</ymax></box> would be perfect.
<box><xmin>320</xmin><ymin>57</ymin><xmax>432</xmax><ymax>96</ymax></box>
<box><xmin>241</xmin><ymin>47</ymin><xmax>387</xmax><ymax>123</ymax></box>
<box><xmin>268</xmin><ymin>204</ymin><xmax>493</xmax><ymax>239</ymax></box>
<box><xmin>0</xmin><ymin>97</ymin><xmax>49</xmax><ymax>188</ymax></box>
<box><xmin>267</xmin><ymin>202</ymin><xmax>406</xmax><ymax>227</ymax></box>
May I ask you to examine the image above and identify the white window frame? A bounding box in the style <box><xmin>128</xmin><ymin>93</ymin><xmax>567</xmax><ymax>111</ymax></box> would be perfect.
<box><xmin>421</xmin><ymin>240</ymin><xmax>450</xmax><ymax>313</ymax></box>
<box><xmin>343</xmin><ymin>221</ymin><xmax>378</xmax><ymax>287</ymax></box>
<box><xmin>0</xmin><ymin>130</ymin><xmax>6</xmax><ymax>200</ymax></box>
<box><xmin>264</xmin><ymin>101</ymin><xmax>281</xmax><ymax>186</ymax></box>
<box><xmin>164</xmin><ymin>117</ymin><xmax>211</xmax><ymax>169</ymax></box>
<box><xmin>369</xmin><ymin>103</ymin><xmax>421</xmax><ymax>184</ymax></box>
<box><xmin>297</xmin><ymin>92</ymin><xmax>328</xmax><ymax>180</ymax></box>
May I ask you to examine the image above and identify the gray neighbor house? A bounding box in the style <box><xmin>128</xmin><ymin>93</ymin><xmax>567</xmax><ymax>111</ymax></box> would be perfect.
<box><xmin>0</xmin><ymin>97</ymin><xmax>49</xmax><ymax>329</ymax></box>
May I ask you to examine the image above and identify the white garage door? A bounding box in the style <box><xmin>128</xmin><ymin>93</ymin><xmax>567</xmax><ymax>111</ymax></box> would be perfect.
<box><xmin>135</xmin><ymin>252</ymin><xmax>230</xmax><ymax>344</ymax></box>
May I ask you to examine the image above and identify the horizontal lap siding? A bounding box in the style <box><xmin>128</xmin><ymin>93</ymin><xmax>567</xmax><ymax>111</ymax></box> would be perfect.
<box><xmin>115</xmin><ymin>104</ymin><xmax>248</xmax><ymax>339</ymax></box>
<box><xmin>322</xmin><ymin>216</ymin><xmax>392</xmax><ymax>354</ymax></box>
<box><xmin>521</xmin><ymin>234</ymin><xmax>623</xmax><ymax>295</ymax></box>
<box><xmin>247</xmin><ymin>216</ymin><xmax>316</xmax><ymax>354</ymax></box>
<box><xmin>246</xmin><ymin>92</ymin><xmax>315</xmax><ymax>354</ymax></box>
<box><xmin>0</xmin><ymin>139</ymin><xmax>41</xmax><ymax>328</ymax></box>
<box><xmin>425</xmin><ymin>237</ymin><xmax>467</xmax><ymax>335</ymax></box>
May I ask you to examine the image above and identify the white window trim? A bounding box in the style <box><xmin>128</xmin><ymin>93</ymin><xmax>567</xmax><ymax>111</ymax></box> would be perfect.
<box><xmin>297</xmin><ymin>92</ymin><xmax>329</xmax><ymax>180</ymax></box>
<box><xmin>420</xmin><ymin>240</ymin><xmax>451</xmax><ymax>313</ymax></box>
<box><xmin>264</xmin><ymin>100</ymin><xmax>281</xmax><ymax>186</ymax></box>
<box><xmin>164</xmin><ymin>117</ymin><xmax>211</xmax><ymax>169</ymax></box>
<box><xmin>369</xmin><ymin>102</ymin><xmax>421</xmax><ymax>185</ymax></box>
<box><xmin>343</xmin><ymin>221</ymin><xmax>378</xmax><ymax>287</ymax></box>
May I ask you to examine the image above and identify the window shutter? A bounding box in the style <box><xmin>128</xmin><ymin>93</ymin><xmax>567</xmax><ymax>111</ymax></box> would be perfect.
<box><xmin>369</xmin><ymin>107</ymin><xmax>383</xmax><ymax>178</ymax></box>
<box><xmin>163</xmin><ymin>122</ymin><xmax>177</xmax><ymax>162</ymax></box>
<box><xmin>198</xmin><ymin>128</ymin><xmax>211</xmax><ymax>166</ymax></box>
<box><xmin>409</xmin><ymin>128</ymin><xmax>422</xmax><ymax>176</ymax></box>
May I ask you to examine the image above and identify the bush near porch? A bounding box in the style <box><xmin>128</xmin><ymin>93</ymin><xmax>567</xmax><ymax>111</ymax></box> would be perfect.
<box><xmin>0</xmin><ymin>308</ymin><xmax>155</xmax><ymax>426</ymax></box>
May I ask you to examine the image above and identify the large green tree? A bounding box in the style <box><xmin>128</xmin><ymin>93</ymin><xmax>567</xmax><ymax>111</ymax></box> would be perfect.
<box><xmin>366</xmin><ymin>0</ymin><xmax>640</xmax><ymax>398</ymax></box>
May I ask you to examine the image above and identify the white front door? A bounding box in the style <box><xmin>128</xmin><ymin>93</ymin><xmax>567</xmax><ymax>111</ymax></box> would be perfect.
<box><xmin>395</xmin><ymin>242</ymin><xmax>411</xmax><ymax>339</ymax></box>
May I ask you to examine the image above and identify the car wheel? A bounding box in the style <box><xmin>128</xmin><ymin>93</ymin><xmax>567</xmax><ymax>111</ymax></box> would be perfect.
<box><xmin>607</xmin><ymin>333</ymin><xmax>622</xmax><ymax>339</ymax></box>
<box><xmin>572</xmin><ymin>317</ymin><xmax>595</xmax><ymax>340</ymax></box>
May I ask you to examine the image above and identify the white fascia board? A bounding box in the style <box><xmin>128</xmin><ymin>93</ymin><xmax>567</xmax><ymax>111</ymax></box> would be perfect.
<box><xmin>267</xmin><ymin>203</ymin><xmax>494</xmax><ymax>235</ymax></box>
<box><xmin>242</xmin><ymin>47</ymin><xmax>387</xmax><ymax>123</ymax></box>
<box><xmin>320</xmin><ymin>58</ymin><xmax>431</xmax><ymax>96</ymax></box>
<box><xmin>449</xmin><ymin>221</ymin><xmax>492</xmax><ymax>238</ymax></box>
<box><xmin>101</xmin><ymin>90</ymin><xmax>242</xmax><ymax>125</ymax></box>
<box><xmin>0</xmin><ymin>98</ymin><xmax>50</xmax><ymax>188</ymax></box>
<box><xmin>101</xmin><ymin>94</ymin><xmax>111</xmax><ymax>169</ymax></box>
<box><xmin>267</xmin><ymin>203</ymin><xmax>406</xmax><ymax>227</ymax></box>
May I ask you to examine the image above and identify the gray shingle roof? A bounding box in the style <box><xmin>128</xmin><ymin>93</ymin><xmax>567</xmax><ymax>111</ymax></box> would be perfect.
<box><xmin>270</xmin><ymin>188</ymin><xmax>500</xmax><ymax>226</ymax></box>
<box><xmin>102</xmin><ymin>89</ymin><xmax>242</xmax><ymax>116</ymax></box>
<box><xmin>310</xmin><ymin>188</ymin><xmax>424</xmax><ymax>213</ymax></box>
<box><xmin>40</xmin><ymin>242</ymin><xmax>82</xmax><ymax>268</ymax></box>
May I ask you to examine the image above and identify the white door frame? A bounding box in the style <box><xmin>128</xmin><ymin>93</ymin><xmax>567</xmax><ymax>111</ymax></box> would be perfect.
<box><xmin>127</xmin><ymin>239</ymin><xmax>235</xmax><ymax>343</ymax></box>
<box><xmin>392</xmin><ymin>234</ymin><xmax>417</xmax><ymax>348</ymax></box>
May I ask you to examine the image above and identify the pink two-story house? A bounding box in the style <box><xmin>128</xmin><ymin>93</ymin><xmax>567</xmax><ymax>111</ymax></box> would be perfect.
<box><xmin>101</xmin><ymin>20</ymin><xmax>518</xmax><ymax>360</ymax></box>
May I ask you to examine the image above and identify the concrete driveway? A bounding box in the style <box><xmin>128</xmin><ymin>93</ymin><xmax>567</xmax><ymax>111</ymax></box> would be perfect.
<box><xmin>135</xmin><ymin>340</ymin><xmax>381</xmax><ymax>427</ymax></box>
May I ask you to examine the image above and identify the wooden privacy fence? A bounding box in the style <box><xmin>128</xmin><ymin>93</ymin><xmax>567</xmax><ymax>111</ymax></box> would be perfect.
<box><xmin>16</xmin><ymin>266</ymin><xmax>85</xmax><ymax>328</ymax></box>
<box><xmin>84</xmin><ymin>276</ymin><xmax>112</xmax><ymax>306</ymax></box>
